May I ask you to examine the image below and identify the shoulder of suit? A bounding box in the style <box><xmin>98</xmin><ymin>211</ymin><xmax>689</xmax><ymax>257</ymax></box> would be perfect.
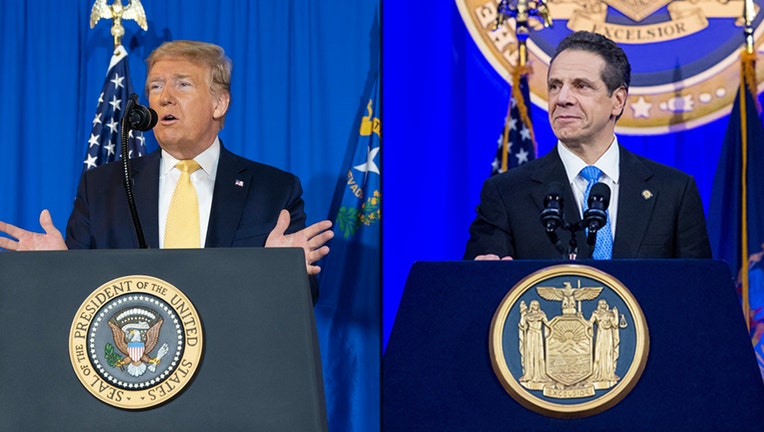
<box><xmin>223</xmin><ymin>150</ymin><xmax>300</xmax><ymax>183</ymax></box>
<box><xmin>626</xmin><ymin>149</ymin><xmax>694</xmax><ymax>182</ymax></box>
<box><xmin>488</xmin><ymin>151</ymin><xmax>555</xmax><ymax>184</ymax></box>
<box><xmin>82</xmin><ymin>150</ymin><xmax>158</xmax><ymax>181</ymax></box>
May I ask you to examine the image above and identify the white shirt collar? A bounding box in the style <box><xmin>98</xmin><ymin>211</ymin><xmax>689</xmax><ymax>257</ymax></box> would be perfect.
<box><xmin>160</xmin><ymin>137</ymin><xmax>221</xmax><ymax>179</ymax></box>
<box><xmin>557</xmin><ymin>137</ymin><xmax>620</xmax><ymax>184</ymax></box>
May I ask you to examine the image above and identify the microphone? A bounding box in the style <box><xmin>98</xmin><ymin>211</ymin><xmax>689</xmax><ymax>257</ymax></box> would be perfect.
<box><xmin>540</xmin><ymin>182</ymin><xmax>566</xmax><ymax>257</ymax></box>
<box><xmin>119</xmin><ymin>93</ymin><xmax>155</xmax><ymax>249</ymax></box>
<box><xmin>540</xmin><ymin>182</ymin><xmax>564</xmax><ymax>232</ymax></box>
<box><xmin>583</xmin><ymin>182</ymin><xmax>611</xmax><ymax>233</ymax></box>
<box><xmin>124</xmin><ymin>94</ymin><xmax>158</xmax><ymax>131</ymax></box>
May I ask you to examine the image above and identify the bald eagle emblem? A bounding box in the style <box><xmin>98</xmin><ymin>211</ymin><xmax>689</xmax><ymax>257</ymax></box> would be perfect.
<box><xmin>106</xmin><ymin>307</ymin><xmax>169</xmax><ymax>377</ymax></box>
<box><xmin>90</xmin><ymin>0</ymin><xmax>148</xmax><ymax>31</ymax></box>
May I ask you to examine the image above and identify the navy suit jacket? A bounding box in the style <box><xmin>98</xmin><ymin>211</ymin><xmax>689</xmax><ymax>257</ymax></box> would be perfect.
<box><xmin>66</xmin><ymin>145</ymin><xmax>305</xmax><ymax>249</ymax></box>
<box><xmin>464</xmin><ymin>144</ymin><xmax>712</xmax><ymax>260</ymax></box>
<box><xmin>65</xmin><ymin>145</ymin><xmax>315</xmax><ymax>298</ymax></box>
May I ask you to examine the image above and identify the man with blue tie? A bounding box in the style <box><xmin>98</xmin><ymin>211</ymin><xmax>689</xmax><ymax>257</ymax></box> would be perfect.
<box><xmin>464</xmin><ymin>31</ymin><xmax>712</xmax><ymax>260</ymax></box>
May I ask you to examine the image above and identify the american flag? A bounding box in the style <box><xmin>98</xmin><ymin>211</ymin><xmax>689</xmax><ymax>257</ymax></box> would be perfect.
<box><xmin>84</xmin><ymin>45</ymin><xmax>146</xmax><ymax>171</ymax></box>
<box><xmin>491</xmin><ymin>71</ymin><xmax>536</xmax><ymax>175</ymax></box>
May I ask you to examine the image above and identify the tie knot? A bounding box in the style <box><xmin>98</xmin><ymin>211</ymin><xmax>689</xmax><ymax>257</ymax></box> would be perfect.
<box><xmin>176</xmin><ymin>160</ymin><xmax>201</xmax><ymax>174</ymax></box>
<box><xmin>580</xmin><ymin>165</ymin><xmax>602</xmax><ymax>184</ymax></box>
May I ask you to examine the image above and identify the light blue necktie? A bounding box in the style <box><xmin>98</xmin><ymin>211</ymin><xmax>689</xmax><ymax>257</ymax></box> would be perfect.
<box><xmin>580</xmin><ymin>166</ymin><xmax>613</xmax><ymax>259</ymax></box>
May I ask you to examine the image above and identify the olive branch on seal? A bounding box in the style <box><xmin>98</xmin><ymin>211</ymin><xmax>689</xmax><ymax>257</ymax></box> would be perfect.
<box><xmin>104</xmin><ymin>343</ymin><xmax>122</xmax><ymax>368</ymax></box>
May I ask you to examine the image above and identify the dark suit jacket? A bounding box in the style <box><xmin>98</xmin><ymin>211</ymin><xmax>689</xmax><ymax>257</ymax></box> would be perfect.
<box><xmin>464</xmin><ymin>144</ymin><xmax>712</xmax><ymax>260</ymax></box>
<box><xmin>65</xmin><ymin>145</ymin><xmax>315</xmax><ymax>299</ymax></box>
<box><xmin>66</xmin><ymin>145</ymin><xmax>305</xmax><ymax>249</ymax></box>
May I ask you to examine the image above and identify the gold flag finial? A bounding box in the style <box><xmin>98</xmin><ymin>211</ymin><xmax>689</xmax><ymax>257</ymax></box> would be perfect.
<box><xmin>492</xmin><ymin>0</ymin><xmax>549</xmax><ymax>172</ymax></box>
<box><xmin>743</xmin><ymin>0</ymin><xmax>757</xmax><ymax>54</ymax></box>
<box><xmin>494</xmin><ymin>0</ymin><xmax>552</xmax><ymax>67</ymax></box>
<box><xmin>90</xmin><ymin>0</ymin><xmax>148</xmax><ymax>48</ymax></box>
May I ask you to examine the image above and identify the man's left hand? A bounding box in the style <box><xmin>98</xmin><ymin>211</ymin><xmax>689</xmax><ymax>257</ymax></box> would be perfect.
<box><xmin>265</xmin><ymin>210</ymin><xmax>333</xmax><ymax>275</ymax></box>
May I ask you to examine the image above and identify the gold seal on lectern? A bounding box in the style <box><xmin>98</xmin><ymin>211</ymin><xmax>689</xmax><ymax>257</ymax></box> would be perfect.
<box><xmin>69</xmin><ymin>275</ymin><xmax>204</xmax><ymax>409</ymax></box>
<box><xmin>489</xmin><ymin>264</ymin><xmax>649</xmax><ymax>418</ymax></box>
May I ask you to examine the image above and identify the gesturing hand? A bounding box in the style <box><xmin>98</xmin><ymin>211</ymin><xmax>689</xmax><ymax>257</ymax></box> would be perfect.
<box><xmin>265</xmin><ymin>210</ymin><xmax>333</xmax><ymax>275</ymax></box>
<box><xmin>0</xmin><ymin>209</ymin><xmax>68</xmax><ymax>251</ymax></box>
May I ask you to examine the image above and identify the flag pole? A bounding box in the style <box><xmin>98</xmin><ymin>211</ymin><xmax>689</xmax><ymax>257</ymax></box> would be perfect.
<box><xmin>740</xmin><ymin>0</ymin><xmax>757</xmax><ymax>328</ymax></box>
<box><xmin>494</xmin><ymin>0</ymin><xmax>550</xmax><ymax>172</ymax></box>
<box><xmin>87</xmin><ymin>0</ymin><xmax>150</xmax><ymax>247</ymax></box>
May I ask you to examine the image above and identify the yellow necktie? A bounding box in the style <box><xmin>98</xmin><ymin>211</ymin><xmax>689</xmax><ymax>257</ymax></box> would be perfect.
<box><xmin>164</xmin><ymin>160</ymin><xmax>202</xmax><ymax>248</ymax></box>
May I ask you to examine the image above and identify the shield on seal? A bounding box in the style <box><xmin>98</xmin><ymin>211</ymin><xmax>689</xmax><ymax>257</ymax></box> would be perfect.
<box><xmin>128</xmin><ymin>341</ymin><xmax>145</xmax><ymax>363</ymax></box>
<box><xmin>545</xmin><ymin>315</ymin><xmax>593</xmax><ymax>385</ymax></box>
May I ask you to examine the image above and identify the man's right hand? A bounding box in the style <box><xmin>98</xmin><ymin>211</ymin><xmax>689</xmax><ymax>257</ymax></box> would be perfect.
<box><xmin>0</xmin><ymin>210</ymin><xmax>68</xmax><ymax>251</ymax></box>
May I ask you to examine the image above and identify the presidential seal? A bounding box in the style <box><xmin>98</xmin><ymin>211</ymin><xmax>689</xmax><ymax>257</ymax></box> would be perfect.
<box><xmin>69</xmin><ymin>275</ymin><xmax>203</xmax><ymax>409</ymax></box>
<box><xmin>489</xmin><ymin>265</ymin><xmax>649</xmax><ymax>417</ymax></box>
<box><xmin>456</xmin><ymin>0</ymin><xmax>764</xmax><ymax>133</ymax></box>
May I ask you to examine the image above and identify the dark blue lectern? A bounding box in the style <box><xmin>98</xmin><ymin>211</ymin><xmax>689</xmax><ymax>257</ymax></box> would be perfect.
<box><xmin>384</xmin><ymin>260</ymin><xmax>764</xmax><ymax>431</ymax></box>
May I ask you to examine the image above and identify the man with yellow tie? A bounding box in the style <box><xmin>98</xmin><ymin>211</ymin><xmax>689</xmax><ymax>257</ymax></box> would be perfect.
<box><xmin>0</xmin><ymin>41</ymin><xmax>333</xmax><ymax>297</ymax></box>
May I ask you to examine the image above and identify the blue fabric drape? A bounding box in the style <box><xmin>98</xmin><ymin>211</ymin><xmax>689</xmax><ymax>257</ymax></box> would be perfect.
<box><xmin>1</xmin><ymin>0</ymin><xmax>376</xmax><ymax>233</ymax></box>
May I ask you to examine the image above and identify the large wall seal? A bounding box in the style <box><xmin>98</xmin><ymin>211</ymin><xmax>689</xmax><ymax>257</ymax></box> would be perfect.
<box><xmin>457</xmin><ymin>0</ymin><xmax>764</xmax><ymax>133</ymax></box>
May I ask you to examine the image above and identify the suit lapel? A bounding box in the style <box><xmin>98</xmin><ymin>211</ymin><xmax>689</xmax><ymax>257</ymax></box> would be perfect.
<box><xmin>131</xmin><ymin>151</ymin><xmax>161</xmax><ymax>248</ymax></box>
<box><xmin>206</xmin><ymin>146</ymin><xmax>251</xmax><ymax>247</ymax></box>
<box><xmin>613</xmin><ymin>146</ymin><xmax>656</xmax><ymax>258</ymax></box>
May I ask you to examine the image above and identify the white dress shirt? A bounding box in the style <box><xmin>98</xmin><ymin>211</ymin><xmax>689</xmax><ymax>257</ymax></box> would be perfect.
<box><xmin>556</xmin><ymin>138</ymin><xmax>620</xmax><ymax>239</ymax></box>
<box><xmin>158</xmin><ymin>138</ymin><xmax>220</xmax><ymax>248</ymax></box>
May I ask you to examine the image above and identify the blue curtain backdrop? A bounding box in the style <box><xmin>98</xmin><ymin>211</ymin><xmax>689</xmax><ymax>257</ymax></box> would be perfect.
<box><xmin>1</xmin><ymin>0</ymin><xmax>377</xmax><ymax>232</ymax></box>
<box><xmin>0</xmin><ymin>1</ymin><xmax>379</xmax><ymax>430</ymax></box>
<box><xmin>381</xmin><ymin>2</ymin><xmax>751</xmax><ymax>348</ymax></box>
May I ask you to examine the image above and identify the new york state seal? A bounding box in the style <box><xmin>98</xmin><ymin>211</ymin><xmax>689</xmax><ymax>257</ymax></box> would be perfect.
<box><xmin>457</xmin><ymin>0</ymin><xmax>764</xmax><ymax>133</ymax></box>
<box><xmin>489</xmin><ymin>265</ymin><xmax>649</xmax><ymax>417</ymax></box>
<box><xmin>69</xmin><ymin>275</ymin><xmax>204</xmax><ymax>409</ymax></box>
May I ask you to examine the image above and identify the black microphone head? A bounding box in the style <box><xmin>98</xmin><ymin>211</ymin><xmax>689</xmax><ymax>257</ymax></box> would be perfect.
<box><xmin>123</xmin><ymin>93</ymin><xmax>158</xmax><ymax>132</ymax></box>
<box><xmin>541</xmin><ymin>182</ymin><xmax>565</xmax><ymax>232</ymax></box>
<box><xmin>588</xmin><ymin>182</ymin><xmax>611</xmax><ymax>209</ymax></box>
<box><xmin>128</xmin><ymin>104</ymin><xmax>158</xmax><ymax>131</ymax></box>
<box><xmin>544</xmin><ymin>182</ymin><xmax>562</xmax><ymax>209</ymax></box>
<box><xmin>584</xmin><ymin>182</ymin><xmax>610</xmax><ymax>232</ymax></box>
<box><xmin>544</xmin><ymin>181</ymin><xmax>564</xmax><ymax>206</ymax></box>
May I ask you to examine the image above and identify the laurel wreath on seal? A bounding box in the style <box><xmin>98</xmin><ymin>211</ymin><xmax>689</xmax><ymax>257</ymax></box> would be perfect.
<box><xmin>336</xmin><ymin>190</ymin><xmax>380</xmax><ymax>238</ymax></box>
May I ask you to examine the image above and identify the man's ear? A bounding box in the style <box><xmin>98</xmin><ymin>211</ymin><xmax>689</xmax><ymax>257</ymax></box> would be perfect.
<box><xmin>612</xmin><ymin>86</ymin><xmax>627</xmax><ymax>118</ymax></box>
<box><xmin>213</xmin><ymin>91</ymin><xmax>231</xmax><ymax>119</ymax></box>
